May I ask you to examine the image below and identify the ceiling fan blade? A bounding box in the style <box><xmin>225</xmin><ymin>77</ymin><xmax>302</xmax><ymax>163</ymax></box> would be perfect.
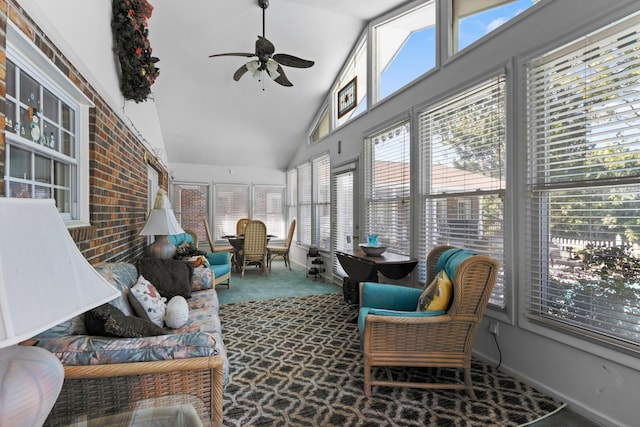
<box><xmin>209</xmin><ymin>52</ymin><xmax>256</xmax><ymax>58</ymax></box>
<box><xmin>256</xmin><ymin>36</ymin><xmax>275</xmax><ymax>56</ymax></box>
<box><xmin>272</xmin><ymin>64</ymin><xmax>293</xmax><ymax>87</ymax></box>
<box><xmin>233</xmin><ymin>64</ymin><xmax>249</xmax><ymax>81</ymax></box>
<box><xmin>273</xmin><ymin>53</ymin><xmax>314</xmax><ymax>68</ymax></box>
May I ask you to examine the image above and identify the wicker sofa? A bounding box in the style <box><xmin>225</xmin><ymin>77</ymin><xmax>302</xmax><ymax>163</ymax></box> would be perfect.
<box><xmin>35</xmin><ymin>261</ymin><xmax>228</xmax><ymax>426</ymax></box>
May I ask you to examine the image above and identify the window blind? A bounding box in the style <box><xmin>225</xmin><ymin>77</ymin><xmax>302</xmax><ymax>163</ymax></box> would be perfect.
<box><xmin>286</xmin><ymin>169</ymin><xmax>297</xmax><ymax>243</ymax></box>
<box><xmin>214</xmin><ymin>183</ymin><xmax>249</xmax><ymax>238</ymax></box>
<box><xmin>297</xmin><ymin>162</ymin><xmax>312</xmax><ymax>246</ymax></box>
<box><xmin>364</xmin><ymin>120</ymin><xmax>411</xmax><ymax>255</ymax></box>
<box><xmin>418</xmin><ymin>75</ymin><xmax>506</xmax><ymax>306</ymax></box>
<box><xmin>332</xmin><ymin>168</ymin><xmax>355</xmax><ymax>277</ymax></box>
<box><xmin>525</xmin><ymin>14</ymin><xmax>640</xmax><ymax>348</ymax></box>
<box><xmin>253</xmin><ymin>185</ymin><xmax>285</xmax><ymax>238</ymax></box>
<box><xmin>313</xmin><ymin>154</ymin><xmax>331</xmax><ymax>250</ymax></box>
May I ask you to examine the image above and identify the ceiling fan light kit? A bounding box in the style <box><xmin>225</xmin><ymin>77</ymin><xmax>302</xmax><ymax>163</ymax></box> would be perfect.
<box><xmin>209</xmin><ymin>0</ymin><xmax>314</xmax><ymax>88</ymax></box>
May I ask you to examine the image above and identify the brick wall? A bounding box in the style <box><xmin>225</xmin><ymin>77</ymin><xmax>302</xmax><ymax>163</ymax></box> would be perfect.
<box><xmin>0</xmin><ymin>1</ymin><xmax>166</xmax><ymax>264</ymax></box>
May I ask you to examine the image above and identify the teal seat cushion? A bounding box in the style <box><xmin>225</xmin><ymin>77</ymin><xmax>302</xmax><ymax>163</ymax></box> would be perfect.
<box><xmin>211</xmin><ymin>263</ymin><xmax>230</xmax><ymax>279</ymax></box>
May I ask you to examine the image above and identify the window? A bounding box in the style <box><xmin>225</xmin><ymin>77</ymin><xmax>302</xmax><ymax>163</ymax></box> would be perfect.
<box><xmin>373</xmin><ymin>0</ymin><xmax>437</xmax><ymax>102</ymax></box>
<box><xmin>313</xmin><ymin>155</ymin><xmax>331</xmax><ymax>251</ymax></box>
<box><xmin>453</xmin><ymin>0</ymin><xmax>540</xmax><ymax>53</ymax></box>
<box><xmin>296</xmin><ymin>154</ymin><xmax>331</xmax><ymax>250</ymax></box>
<box><xmin>418</xmin><ymin>75</ymin><xmax>506</xmax><ymax>305</ymax></box>
<box><xmin>297</xmin><ymin>163</ymin><xmax>312</xmax><ymax>246</ymax></box>
<box><xmin>172</xmin><ymin>183</ymin><xmax>209</xmax><ymax>244</ymax></box>
<box><xmin>214</xmin><ymin>183</ymin><xmax>249</xmax><ymax>238</ymax></box>
<box><xmin>5</xmin><ymin>25</ymin><xmax>92</xmax><ymax>225</ymax></box>
<box><xmin>334</xmin><ymin>38</ymin><xmax>367</xmax><ymax>128</ymax></box>
<box><xmin>525</xmin><ymin>14</ymin><xmax>640</xmax><ymax>348</ymax></box>
<box><xmin>253</xmin><ymin>185</ymin><xmax>285</xmax><ymax>238</ymax></box>
<box><xmin>286</xmin><ymin>169</ymin><xmax>297</xmax><ymax>240</ymax></box>
<box><xmin>310</xmin><ymin>106</ymin><xmax>330</xmax><ymax>143</ymax></box>
<box><xmin>364</xmin><ymin>120</ymin><xmax>411</xmax><ymax>255</ymax></box>
<box><xmin>332</xmin><ymin>165</ymin><xmax>356</xmax><ymax>277</ymax></box>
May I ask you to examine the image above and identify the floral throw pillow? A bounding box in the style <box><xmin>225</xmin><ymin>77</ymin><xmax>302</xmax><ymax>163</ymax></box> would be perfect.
<box><xmin>128</xmin><ymin>275</ymin><xmax>167</xmax><ymax>328</ymax></box>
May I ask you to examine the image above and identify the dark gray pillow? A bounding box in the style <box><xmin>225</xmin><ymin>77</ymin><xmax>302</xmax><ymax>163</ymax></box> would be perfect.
<box><xmin>85</xmin><ymin>303</ymin><xmax>167</xmax><ymax>338</ymax></box>
<box><xmin>137</xmin><ymin>258</ymin><xmax>194</xmax><ymax>299</ymax></box>
<box><xmin>127</xmin><ymin>290</ymin><xmax>154</xmax><ymax>323</ymax></box>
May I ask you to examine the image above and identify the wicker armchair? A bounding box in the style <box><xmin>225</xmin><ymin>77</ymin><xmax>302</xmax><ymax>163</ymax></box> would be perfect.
<box><xmin>241</xmin><ymin>220</ymin><xmax>268</xmax><ymax>277</ymax></box>
<box><xmin>267</xmin><ymin>219</ymin><xmax>296</xmax><ymax>271</ymax></box>
<box><xmin>359</xmin><ymin>245</ymin><xmax>499</xmax><ymax>398</ymax></box>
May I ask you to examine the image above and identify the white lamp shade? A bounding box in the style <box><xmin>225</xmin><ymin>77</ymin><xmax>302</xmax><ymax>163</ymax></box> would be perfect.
<box><xmin>139</xmin><ymin>208</ymin><xmax>185</xmax><ymax>236</ymax></box>
<box><xmin>0</xmin><ymin>198</ymin><xmax>121</xmax><ymax>348</ymax></box>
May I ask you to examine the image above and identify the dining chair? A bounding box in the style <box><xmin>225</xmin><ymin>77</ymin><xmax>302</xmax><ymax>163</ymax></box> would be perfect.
<box><xmin>236</xmin><ymin>218</ymin><xmax>250</xmax><ymax>236</ymax></box>
<box><xmin>267</xmin><ymin>219</ymin><xmax>296</xmax><ymax>271</ymax></box>
<box><xmin>241</xmin><ymin>220</ymin><xmax>268</xmax><ymax>277</ymax></box>
<box><xmin>203</xmin><ymin>218</ymin><xmax>233</xmax><ymax>253</ymax></box>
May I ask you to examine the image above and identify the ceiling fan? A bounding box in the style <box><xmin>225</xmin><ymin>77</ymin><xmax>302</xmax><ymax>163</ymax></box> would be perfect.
<box><xmin>209</xmin><ymin>0</ymin><xmax>314</xmax><ymax>87</ymax></box>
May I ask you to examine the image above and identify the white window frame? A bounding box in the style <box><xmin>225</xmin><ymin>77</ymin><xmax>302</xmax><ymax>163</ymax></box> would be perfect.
<box><xmin>371</xmin><ymin>0</ymin><xmax>437</xmax><ymax>104</ymax></box>
<box><xmin>313</xmin><ymin>154</ymin><xmax>331</xmax><ymax>251</ymax></box>
<box><xmin>363</xmin><ymin>118</ymin><xmax>412</xmax><ymax>256</ymax></box>
<box><xmin>6</xmin><ymin>22</ymin><xmax>93</xmax><ymax>227</ymax></box>
<box><xmin>213</xmin><ymin>183</ymin><xmax>250</xmax><ymax>239</ymax></box>
<box><xmin>286</xmin><ymin>169</ymin><xmax>298</xmax><ymax>243</ymax></box>
<box><xmin>418</xmin><ymin>74</ymin><xmax>507</xmax><ymax>305</ymax></box>
<box><xmin>523</xmin><ymin>13</ymin><xmax>640</xmax><ymax>351</ymax></box>
<box><xmin>252</xmin><ymin>184</ymin><xmax>285</xmax><ymax>238</ymax></box>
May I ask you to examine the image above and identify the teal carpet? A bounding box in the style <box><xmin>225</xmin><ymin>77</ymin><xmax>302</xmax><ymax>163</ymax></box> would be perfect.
<box><xmin>216</xmin><ymin>261</ymin><xmax>340</xmax><ymax>305</ymax></box>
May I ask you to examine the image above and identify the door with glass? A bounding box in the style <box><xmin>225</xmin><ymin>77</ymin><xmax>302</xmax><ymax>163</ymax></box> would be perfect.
<box><xmin>332</xmin><ymin>162</ymin><xmax>358</xmax><ymax>278</ymax></box>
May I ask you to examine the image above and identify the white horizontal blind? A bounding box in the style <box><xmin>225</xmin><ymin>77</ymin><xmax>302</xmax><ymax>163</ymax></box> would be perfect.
<box><xmin>286</xmin><ymin>169</ymin><xmax>297</xmax><ymax>243</ymax></box>
<box><xmin>363</xmin><ymin>120</ymin><xmax>411</xmax><ymax>255</ymax></box>
<box><xmin>418</xmin><ymin>75</ymin><xmax>505</xmax><ymax>306</ymax></box>
<box><xmin>214</xmin><ymin>183</ymin><xmax>249</xmax><ymax>238</ymax></box>
<box><xmin>297</xmin><ymin>162</ymin><xmax>312</xmax><ymax>246</ymax></box>
<box><xmin>253</xmin><ymin>185</ymin><xmax>285</xmax><ymax>238</ymax></box>
<box><xmin>313</xmin><ymin>154</ymin><xmax>331</xmax><ymax>250</ymax></box>
<box><xmin>525</xmin><ymin>14</ymin><xmax>640</xmax><ymax>347</ymax></box>
<box><xmin>332</xmin><ymin>168</ymin><xmax>354</xmax><ymax>278</ymax></box>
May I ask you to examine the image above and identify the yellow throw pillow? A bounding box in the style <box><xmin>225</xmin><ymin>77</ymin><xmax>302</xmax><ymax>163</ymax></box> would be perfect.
<box><xmin>425</xmin><ymin>270</ymin><xmax>452</xmax><ymax>312</ymax></box>
<box><xmin>416</xmin><ymin>275</ymin><xmax>439</xmax><ymax>311</ymax></box>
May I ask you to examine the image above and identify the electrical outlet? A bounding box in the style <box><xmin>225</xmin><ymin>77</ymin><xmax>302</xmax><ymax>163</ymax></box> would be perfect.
<box><xmin>489</xmin><ymin>320</ymin><xmax>499</xmax><ymax>336</ymax></box>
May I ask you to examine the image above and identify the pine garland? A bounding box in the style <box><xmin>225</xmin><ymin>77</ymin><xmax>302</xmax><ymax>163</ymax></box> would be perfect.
<box><xmin>112</xmin><ymin>0</ymin><xmax>160</xmax><ymax>102</ymax></box>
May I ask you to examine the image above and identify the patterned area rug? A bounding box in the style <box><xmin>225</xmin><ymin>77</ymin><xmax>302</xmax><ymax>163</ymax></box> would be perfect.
<box><xmin>220</xmin><ymin>293</ymin><xmax>564</xmax><ymax>426</ymax></box>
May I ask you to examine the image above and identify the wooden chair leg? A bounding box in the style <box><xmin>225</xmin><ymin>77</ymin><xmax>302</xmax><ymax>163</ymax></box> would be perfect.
<box><xmin>464</xmin><ymin>367</ymin><xmax>476</xmax><ymax>399</ymax></box>
<box><xmin>364</xmin><ymin>363</ymin><xmax>372</xmax><ymax>397</ymax></box>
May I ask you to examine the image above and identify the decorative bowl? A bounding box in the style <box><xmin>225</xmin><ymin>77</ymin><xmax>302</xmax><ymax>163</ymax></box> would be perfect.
<box><xmin>358</xmin><ymin>244</ymin><xmax>387</xmax><ymax>257</ymax></box>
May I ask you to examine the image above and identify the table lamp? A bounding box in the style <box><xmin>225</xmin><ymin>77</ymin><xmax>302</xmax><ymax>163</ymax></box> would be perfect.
<box><xmin>0</xmin><ymin>198</ymin><xmax>121</xmax><ymax>426</ymax></box>
<box><xmin>139</xmin><ymin>189</ymin><xmax>184</xmax><ymax>259</ymax></box>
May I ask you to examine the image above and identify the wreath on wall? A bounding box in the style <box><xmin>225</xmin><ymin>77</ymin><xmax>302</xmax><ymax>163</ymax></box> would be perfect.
<box><xmin>111</xmin><ymin>0</ymin><xmax>160</xmax><ymax>103</ymax></box>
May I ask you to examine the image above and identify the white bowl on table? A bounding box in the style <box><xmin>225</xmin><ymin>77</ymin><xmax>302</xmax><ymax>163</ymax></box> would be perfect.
<box><xmin>358</xmin><ymin>244</ymin><xmax>387</xmax><ymax>257</ymax></box>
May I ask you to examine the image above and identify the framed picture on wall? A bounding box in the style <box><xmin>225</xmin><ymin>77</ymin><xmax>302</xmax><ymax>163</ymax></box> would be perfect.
<box><xmin>337</xmin><ymin>77</ymin><xmax>357</xmax><ymax>118</ymax></box>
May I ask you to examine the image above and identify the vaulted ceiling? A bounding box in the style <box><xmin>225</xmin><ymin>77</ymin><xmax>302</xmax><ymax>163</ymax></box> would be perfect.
<box><xmin>150</xmin><ymin>0</ymin><xmax>409</xmax><ymax>170</ymax></box>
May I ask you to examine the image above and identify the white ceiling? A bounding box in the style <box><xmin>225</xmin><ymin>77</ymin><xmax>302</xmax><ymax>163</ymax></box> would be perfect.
<box><xmin>149</xmin><ymin>0</ymin><xmax>409</xmax><ymax>170</ymax></box>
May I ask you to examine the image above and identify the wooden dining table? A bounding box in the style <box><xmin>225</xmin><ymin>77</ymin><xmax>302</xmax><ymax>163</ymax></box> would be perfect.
<box><xmin>222</xmin><ymin>234</ymin><xmax>277</xmax><ymax>272</ymax></box>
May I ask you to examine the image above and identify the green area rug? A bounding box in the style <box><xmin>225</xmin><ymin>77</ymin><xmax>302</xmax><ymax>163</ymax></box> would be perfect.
<box><xmin>217</xmin><ymin>262</ymin><xmax>340</xmax><ymax>305</ymax></box>
<box><xmin>219</xmin><ymin>293</ymin><xmax>565</xmax><ymax>427</ymax></box>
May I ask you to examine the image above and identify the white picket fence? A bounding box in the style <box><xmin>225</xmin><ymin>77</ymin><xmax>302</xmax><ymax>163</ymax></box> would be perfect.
<box><xmin>551</xmin><ymin>235</ymin><xmax>640</xmax><ymax>259</ymax></box>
